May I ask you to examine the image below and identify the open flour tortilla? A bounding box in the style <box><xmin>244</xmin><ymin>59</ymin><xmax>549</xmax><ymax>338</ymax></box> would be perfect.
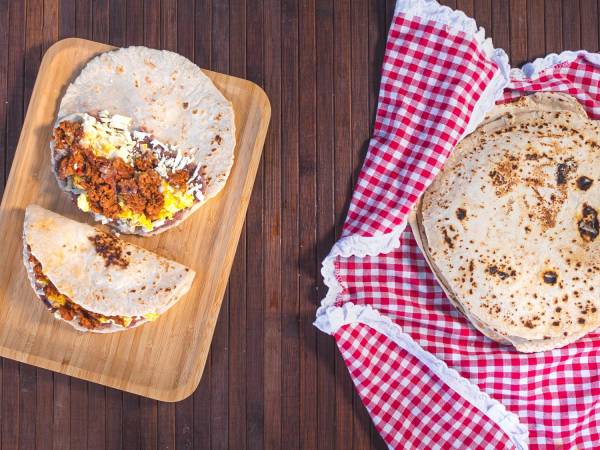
<box><xmin>414</xmin><ymin>93</ymin><xmax>600</xmax><ymax>352</ymax></box>
<box><xmin>53</xmin><ymin>46</ymin><xmax>235</xmax><ymax>235</ymax></box>
<box><xmin>23</xmin><ymin>205</ymin><xmax>195</xmax><ymax>333</ymax></box>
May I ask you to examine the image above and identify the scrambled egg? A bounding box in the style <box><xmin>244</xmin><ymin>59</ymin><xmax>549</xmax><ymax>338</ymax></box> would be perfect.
<box><xmin>159</xmin><ymin>182</ymin><xmax>195</xmax><ymax>220</ymax></box>
<box><xmin>116</xmin><ymin>183</ymin><xmax>195</xmax><ymax>231</ymax></box>
<box><xmin>144</xmin><ymin>313</ymin><xmax>159</xmax><ymax>322</ymax></box>
<box><xmin>47</xmin><ymin>291</ymin><xmax>67</xmax><ymax>307</ymax></box>
<box><xmin>118</xmin><ymin>204</ymin><xmax>154</xmax><ymax>232</ymax></box>
<box><xmin>77</xmin><ymin>193</ymin><xmax>90</xmax><ymax>212</ymax></box>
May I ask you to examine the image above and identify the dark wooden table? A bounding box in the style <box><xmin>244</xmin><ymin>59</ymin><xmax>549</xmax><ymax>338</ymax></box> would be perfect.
<box><xmin>0</xmin><ymin>1</ymin><xmax>596</xmax><ymax>448</ymax></box>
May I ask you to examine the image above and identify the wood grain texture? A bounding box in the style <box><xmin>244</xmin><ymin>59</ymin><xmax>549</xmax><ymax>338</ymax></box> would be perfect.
<box><xmin>0</xmin><ymin>38</ymin><xmax>270</xmax><ymax>402</ymax></box>
<box><xmin>0</xmin><ymin>1</ymin><xmax>595</xmax><ymax>449</ymax></box>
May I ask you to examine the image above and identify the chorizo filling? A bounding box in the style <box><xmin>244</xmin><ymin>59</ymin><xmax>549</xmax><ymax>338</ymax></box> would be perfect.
<box><xmin>26</xmin><ymin>248</ymin><xmax>157</xmax><ymax>330</ymax></box>
<box><xmin>52</xmin><ymin>112</ymin><xmax>205</xmax><ymax>232</ymax></box>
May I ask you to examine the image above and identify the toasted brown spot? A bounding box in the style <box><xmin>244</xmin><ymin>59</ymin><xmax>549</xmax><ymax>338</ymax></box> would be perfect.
<box><xmin>577</xmin><ymin>176</ymin><xmax>594</xmax><ymax>191</ymax></box>
<box><xmin>487</xmin><ymin>265</ymin><xmax>513</xmax><ymax>280</ymax></box>
<box><xmin>579</xmin><ymin>204</ymin><xmax>599</xmax><ymax>242</ymax></box>
<box><xmin>456</xmin><ymin>208</ymin><xmax>467</xmax><ymax>221</ymax></box>
<box><xmin>442</xmin><ymin>228</ymin><xmax>454</xmax><ymax>249</ymax></box>
<box><xmin>556</xmin><ymin>162</ymin><xmax>575</xmax><ymax>185</ymax></box>
<box><xmin>543</xmin><ymin>271</ymin><xmax>558</xmax><ymax>285</ymax></box>
<box><xmin>88</xmin><ymin>232</ymin><xmax>129</xmax><ymax>268</ymax></box>
<box><xmin>523</xmin><ymin>320</ymin><xmax>535</xmax><ymax>329</ymax></box>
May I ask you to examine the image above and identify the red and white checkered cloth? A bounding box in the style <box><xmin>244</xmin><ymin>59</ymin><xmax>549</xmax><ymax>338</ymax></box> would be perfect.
<box><xmin>315</xmin><ymin>1</ymin><xmax>600</xmax><ymax>449</ymax></box>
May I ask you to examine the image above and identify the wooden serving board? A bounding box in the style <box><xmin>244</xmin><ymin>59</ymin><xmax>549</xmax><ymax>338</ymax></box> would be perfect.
<box><xmin>0</xmin><ymin>38</ymin><xmax>270</xmax><ymax>401</ymax></box>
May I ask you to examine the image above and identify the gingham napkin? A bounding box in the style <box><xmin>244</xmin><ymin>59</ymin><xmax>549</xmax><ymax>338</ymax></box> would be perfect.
<box><xmin>315</xmin><ymin>1</ymin><xmax>600</xmax><ymax>449</ymax></box>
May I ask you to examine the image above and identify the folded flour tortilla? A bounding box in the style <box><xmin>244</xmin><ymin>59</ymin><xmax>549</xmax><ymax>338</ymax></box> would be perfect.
<box><xmin>51</xmin><ymin>46</ymin><xmax>235</xmax><ymax>235</ymax></box>
<box><xmin>23</xmin><ymin>205</ymin><xmax>195</xmax><ymax>333</ymax></box>
<box><xmin>413</xmin><ymin>93</ymin><xmax>600</xmax><ymax>352</ymax></box>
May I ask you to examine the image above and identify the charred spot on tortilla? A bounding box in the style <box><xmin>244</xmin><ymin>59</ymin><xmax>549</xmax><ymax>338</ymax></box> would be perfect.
<box><xmin>88</xmin><ymin>232</ymin><xmax>129</xmax><ymax>268</ymax></box>
<box><xmin>543</xmin><ymin>271</ymin><xmax>558</xmax><ymax>285</ymax></box>
<box><xmin>556</xmin><ymin>159</ymin><xmax>577</xmax><ymax>185</ymax></box>
<box><xmin>455</xmin><ymin>208</ymin><xmax>467</xmax><ymax>221</ymax></box>
<box><xmin>489</xmin><ymin>169</ymin><xmax>505</xmax><ymax>186</ymax></box>
<box><xmin>578</xmin><ymin>204</ymin><xmax>599</xmax><ymax>242</ymax></box>
<box><xmin>487</xmin><ymin>265</ymin><xmax>515</xmax><ymax>280</ymax></box>
<box><xmin>576</xmin><ymin>176</ymin><xmax>593</xmax><ymax>191</ymax></box>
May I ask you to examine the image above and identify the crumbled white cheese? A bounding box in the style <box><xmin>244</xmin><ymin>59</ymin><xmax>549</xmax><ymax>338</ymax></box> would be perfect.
<box><xmin>109</xmin><ymin>114</ymin><xmax>132</xmax><ymax>130</ymax></box>
<box><xmin>190</xmin><ymin>163</ymin><xmax>201</xmax><ymax>182</ymax></box>
<box><xmin>132</xmin><ymin>130</ymin><xmax>150</xmax><ymax>141</ymax></box>
<box><xmin>188</xmin><ymin>184</ymin><xmax>205</xmax><ymax>201</ymax></box>
<box><xmin>80</xmin><ymin>112</ymin><xmax>136</xmax><ymax>162</ymax></box>
<box><xmin>173</xmin><ymin>151</ymin><xmax>182</xmax><ymax>170</ymax></box>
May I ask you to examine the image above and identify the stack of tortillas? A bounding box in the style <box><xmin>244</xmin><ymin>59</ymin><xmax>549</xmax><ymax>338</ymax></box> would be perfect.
<box><xmin>411</xmin><ymin>92</ymin><xmax>600</xmax><ymax>352</ymax></box>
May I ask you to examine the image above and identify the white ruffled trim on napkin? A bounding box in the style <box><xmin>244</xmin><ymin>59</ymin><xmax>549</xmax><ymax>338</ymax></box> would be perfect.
<box><xmin>315</xmin><ymin>225</ymin><xmax>406</xmax><ymax>320</ymax></box>
<box><xmin>465</xmin><ymin>49</ymin><xmax>510</xmax><ymax>137</ymax></box>
<box><xmin>511</xmin><ymin>50</ymin><xmax>600</xmax><ymax>80</ymax></box>
<box><xmin>315</xmin><ymin>0</ymin><xmax>525</xmax><ymax>448</ymax></box>
<box><xmin>317</xmin><ymin>303</ymin><xmax>530</xmax><ymax>450</ymax></box>
<box><xmin>395</xmin><ymin>0</ymin><xmax>485</xmax><ymax>43</ymax></box>
<box><xmin>395</xmin><ymin>0</ymin><xmax>511</xmax><ymax>137</ymax></box>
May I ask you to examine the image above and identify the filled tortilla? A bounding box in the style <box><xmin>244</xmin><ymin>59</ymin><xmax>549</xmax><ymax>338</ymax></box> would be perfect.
<box><xmin>415</xmin><ymin>93</ymin><xmax>600</xmax><ymax>352</ymax></box>
<box><xmin>52</xmin><ymin>46</ymin><xmax>235</xmax><ymax>235</ymax></box>
<box><xmin>23</xmin><ymin>205</ymin><xmax>196</xmax><ymax>333</ymax></box>
<box><xmin>52</xmin><ymin>112</ymin><xmax>205</xmax><ymax>234</ymax></box>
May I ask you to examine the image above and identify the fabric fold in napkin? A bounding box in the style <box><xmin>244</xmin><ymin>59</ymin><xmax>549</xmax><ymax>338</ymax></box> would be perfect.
<box><xmin>315</xmin><ymin>0</ymin><xmax>600</xmax><ymax>448</ymax></box>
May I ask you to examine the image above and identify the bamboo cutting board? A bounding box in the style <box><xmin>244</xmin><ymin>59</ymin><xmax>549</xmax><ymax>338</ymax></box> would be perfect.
<box><xmin>0</xmin><ymin>38</ymin><xmax>270</xmax><ymax>401</ymax></box>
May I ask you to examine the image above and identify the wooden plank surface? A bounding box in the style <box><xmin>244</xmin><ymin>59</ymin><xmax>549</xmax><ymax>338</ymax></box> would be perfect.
<box><xmin>0</xmin><ymin>0</ymin><xmax>596</xmax><ymax>448</ymax></box>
